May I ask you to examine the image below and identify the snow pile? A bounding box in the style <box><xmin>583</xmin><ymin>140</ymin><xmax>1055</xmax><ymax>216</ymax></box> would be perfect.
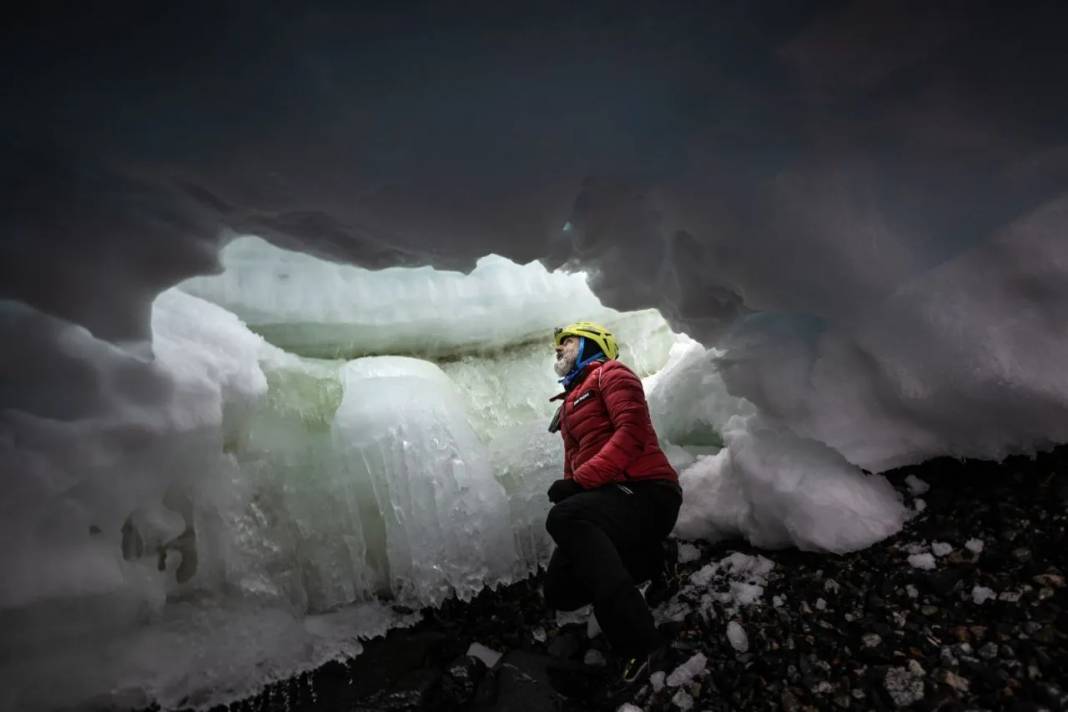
<box><xmin>660</xmin><ymin>552</ymin><xmax>778</xmax><ymax>625</ymax></box>
<box><xmin>713</xmin><ymin>200</ymin><xmax>1068</xmax><ymax>474</ymax></box>
<box><xmin>672</xmin><ymin>413</ymin><xmax>906</xmax><ymax>552</ymax></box>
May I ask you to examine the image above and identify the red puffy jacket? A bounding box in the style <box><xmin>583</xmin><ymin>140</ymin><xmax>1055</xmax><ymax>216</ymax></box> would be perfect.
<box><xmin>553</xmin><ymin>359</ymin><xmax>678</xmax><ymax>489</ymax></box>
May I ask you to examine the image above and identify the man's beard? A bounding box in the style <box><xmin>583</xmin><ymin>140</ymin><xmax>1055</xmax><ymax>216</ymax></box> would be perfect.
<box><xmin>554</xmin><ymin>352</ymin><xmax>575</xmax><ymax>377</ymax></box>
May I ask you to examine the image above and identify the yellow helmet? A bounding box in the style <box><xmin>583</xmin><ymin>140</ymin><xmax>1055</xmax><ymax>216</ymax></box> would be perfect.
<box><xmin>553</xmin><ymin>321</ymin><xmax>620</xmax><ymax>360</ymax></box>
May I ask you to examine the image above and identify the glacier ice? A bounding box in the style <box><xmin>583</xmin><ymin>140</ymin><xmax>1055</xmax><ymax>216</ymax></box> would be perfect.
<box><xmin>0</xmin><ymin>237</ymin><xmax>946</xmax><ymax>711</ymax></box>
<box><xmin>332</xmin><ymin>356</ymin><xmax>517</xmax><ymax>604</ymax></box>
<box><xmin>0</xmin><ymin>252</ymin><xmax>690</xmax><ymax>710</ymax></box>
<box><xmin>180</xmin><ymin>236</ymin><xmax>620</xmax><ymax>359</ymax></box>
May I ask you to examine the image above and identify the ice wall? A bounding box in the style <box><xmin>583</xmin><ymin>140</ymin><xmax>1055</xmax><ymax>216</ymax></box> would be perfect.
<box><xmin>180</xmin><ymin>236</ymin><xmax>618</xmax><ymax>358</ymax></box>
<box><xmin>0</xmin><ymin>252</ymin><xmax>693</xmax><ymax>711</ymax></box>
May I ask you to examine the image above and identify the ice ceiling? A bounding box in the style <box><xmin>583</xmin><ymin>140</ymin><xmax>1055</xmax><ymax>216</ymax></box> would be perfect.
<box><xmin>2</xmin><ymin>2</ymin><xmax>1067</xmax><ymax>709</ymax></box>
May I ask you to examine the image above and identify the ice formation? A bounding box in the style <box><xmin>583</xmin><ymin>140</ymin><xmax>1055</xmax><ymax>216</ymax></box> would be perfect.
<box><xmin>0</xmin><ymin>249</ymin><xmax>686</xmax><ymax>711</ymax></box>
<box><xmin>8</xmin><ymin>231</ymin><xmax>1050</xmax><ymax>710</ymax></box>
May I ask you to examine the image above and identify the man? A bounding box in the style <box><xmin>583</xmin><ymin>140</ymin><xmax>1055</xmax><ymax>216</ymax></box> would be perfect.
<box><xmin>544</xmin><ymin>321</ymin><xmax>683</xmax><ymax>684</ymax></box>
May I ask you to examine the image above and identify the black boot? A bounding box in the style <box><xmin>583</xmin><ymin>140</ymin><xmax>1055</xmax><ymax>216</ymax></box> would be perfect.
<box><xmin>643</xmin><ymin>538</ymin><xmax>681</xmax><ymax>608</ymax></box>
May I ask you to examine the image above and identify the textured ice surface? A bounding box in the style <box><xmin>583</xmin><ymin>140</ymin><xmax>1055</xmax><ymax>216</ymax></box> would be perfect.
<box><xmin>0</xmin><ymin>244</ymin><xmax>938</xmax><ymax>711</ymax></box>
<box><xmin>180</xmin><ymin>236</ymin><xmax>619</xmax><ymax>358</ymax></box>
<box><xmin>332</xmin><ymin>356</ymin><xmax>517</xmax><ymax>604</ymax></box>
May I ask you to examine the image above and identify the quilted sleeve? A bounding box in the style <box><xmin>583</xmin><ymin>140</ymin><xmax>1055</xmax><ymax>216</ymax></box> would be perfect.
<box><xmin>572</xmin><ymin>364</ymin><xmax>648</xmax><ymax>488</ymax></box>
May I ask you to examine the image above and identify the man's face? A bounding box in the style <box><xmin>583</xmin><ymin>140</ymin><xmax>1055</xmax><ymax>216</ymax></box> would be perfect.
<box><xmin>554</xmin><ymin>335</ymin><xmax>580</xmax><ymax>377</ymax></box>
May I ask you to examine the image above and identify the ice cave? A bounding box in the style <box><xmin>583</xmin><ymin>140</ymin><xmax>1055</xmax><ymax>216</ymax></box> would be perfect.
<box><xmin>3</xmin><ymin>3</ymin><xmax>1067</xmax><ymax>710</ymax></box>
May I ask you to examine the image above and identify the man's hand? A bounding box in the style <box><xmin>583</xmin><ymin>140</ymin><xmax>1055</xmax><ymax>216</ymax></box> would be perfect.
<box><xmin>547</xmin><ymin>478</ymin><xmax>583</xmax><ymax>504</ymax></box>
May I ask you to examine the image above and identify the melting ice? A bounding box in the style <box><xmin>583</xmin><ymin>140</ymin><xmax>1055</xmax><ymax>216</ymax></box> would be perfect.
<box><xmin>0</xmin><ymin>236</ymin><xmax>906</xmax><ymax>710</ymax></box>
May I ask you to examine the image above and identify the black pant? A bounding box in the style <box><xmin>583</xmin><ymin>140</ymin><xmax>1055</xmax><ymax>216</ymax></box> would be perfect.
<box><xmin>543</xmin><ymin>481</ymin><xmax>682</xmax><ymax>658</ymax></box>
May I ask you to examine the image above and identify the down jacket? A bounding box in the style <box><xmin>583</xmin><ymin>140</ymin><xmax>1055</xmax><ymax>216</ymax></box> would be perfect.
<box><xmin>553</xmin><ymin>359</ymin><xmax>678</xmax><ymax>489</ymax></box>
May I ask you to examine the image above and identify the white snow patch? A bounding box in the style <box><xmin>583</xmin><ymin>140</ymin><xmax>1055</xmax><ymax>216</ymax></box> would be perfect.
<box><xmin>677</xmin><ymin>543</ymin><xmax>702</xmax><ymax>564</ymax></box>
<box><xmin>731</xmin><ymin>582</ymin><xmax>765</xmax><ymax>606</ymax></box>
<box><xmin>905</xmin><ymin>475</ymin><xmax>930</xmax><ymax>495</ymax></box>
<box><xmin>908</xmin><ymin>553</ymin><xmax>937</xmax><ymax>570</ymax></box>
<box><xmin>673</xmin><ymin>415</ymin><xmax>907</xmax><ymax>553</ymax></box>
<box><xmin>671</xmin><ymin>689</ymin><xmax>695</xmax><ymax>710</ymax></box>
<box><xmin>931</xmin><ymin>542</ymin><xmax>954</xmax><ymax>557</ymax></box>
<box><xmin>667</xmin><ymin>652</ymin><xmax>707</xmax><ymax>687</ymax></box>
<box><xmin>466</xmin><ymin>642</ymin><xmax>502</xmax><ymax>669</ymax></box>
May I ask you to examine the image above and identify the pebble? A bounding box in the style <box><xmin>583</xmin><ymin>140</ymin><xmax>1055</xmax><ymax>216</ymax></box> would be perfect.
<box><xmin>885</xmin><ymin>666</ymin><xmax>925</xmax><ymax>707</ymax></box>
<box><xmin>583</xmin><ymin>649</ymin><xmax>607</xmax><ymax>666</ymax></box>
<box><xmin>906</xmin><ymin>475</ymin><xmax>931</xmax><ymax>495</ymax></box>
<box><xmin>1033</xmin><ymin>573</ymin><xmax>1064</xmax><ymax>588</ymax></box>
<box><xmin>726</xmin><ymin>621</ymin><xmax>749</xmax><ymax>653</ymax></box>
<box><xmin>908</xmin><ymin>553</ymin><xmax>937</xmax><ymax>570</ymax></box>
<box><xmin>932</xmin><ymin>541</ymin><xmax>954</xmax><ymax>556</ymax></box>
<box><xmin>671</xmin><ymin>689</ymin><xmax>694</xmax><ymax>710</ymax></box>
<box><xmin>863</xmin><ymin>633</ymin><xmax>883</xmax><ymax>648</ymax></box>
<box><xmin>936</xmin><ymin>669</ymin><xmax>971</xmax><ymax>692</ymax></box>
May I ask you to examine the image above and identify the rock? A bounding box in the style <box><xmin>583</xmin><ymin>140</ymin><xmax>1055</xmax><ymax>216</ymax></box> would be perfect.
<box><xmin>440</xmin><ymin>655</ymin><xmax>487</xmax><ymax>707</ymax></box>
<box><xmin>926</xmin><ymin>568</ymin><xmax>964</xmax><ymax>597</ymax></box>
<box><xmin>671</xmin><ymin>688</ymin><xmax>694</xmax><ymax>710</ymax></box>
<box><xmin>726</xmin><ymin>620</ymin><xmax>749</xmax><ymax>653</ymax></box>
<box><xmin>360</xmin><ymin>668</ymin><xmax>441</xmax><ymax>712</ymax></box>
<box><xmin>935</xmin><ymin>668</ymin><xmax>970</xmax><ymax>692</ymax></box>
<box><xmin>779</xmin><ymin>687</ymin><xmax>801</xmax><ymax>712</ymax></box>
<box><xmin>470</xmin><ymin>650</ymin><xmax>595</xmax><ymax>712</ymax></box>
<box><xmin>547</xmin><ymin>629</ymin><xmax>582</xmax><ymax>659</ymax></box>
<box><xmin>863</xmin><ymin>633</ymin><xmax>883</xmax><ymax>648</ymax></box>
<box><xmin>466</xmin><ymin>642</ymin><xmax>502</xmax><ymax>668</ymax></box>
<box><xmin>582</xmin><ymin>649</ymin><xmax>606</xmax><ymax>667</ymax></box>
<box><xmin>884</xmin><ymin>665</ymin><xmax>925</xmax><ymax>707</ymax></box>
<box><xmin>1032</xmin><ymin>572</ymin><xmax>1064</xmax><ymax>588</ymax></box>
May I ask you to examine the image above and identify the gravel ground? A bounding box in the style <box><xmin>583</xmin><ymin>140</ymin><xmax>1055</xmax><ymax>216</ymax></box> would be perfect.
<box><xmin>213</xmin><ymin>446</ymin><xmax>1067</xmax><ymax>712</ymax></box>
